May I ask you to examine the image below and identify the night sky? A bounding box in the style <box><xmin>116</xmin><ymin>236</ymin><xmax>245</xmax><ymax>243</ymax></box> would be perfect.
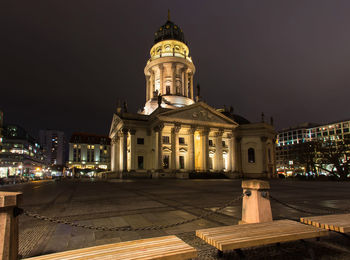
<box><xmin>1</xmin><ymin>1</ymin><xmax>350</xmax><ymax>140</ymax></box>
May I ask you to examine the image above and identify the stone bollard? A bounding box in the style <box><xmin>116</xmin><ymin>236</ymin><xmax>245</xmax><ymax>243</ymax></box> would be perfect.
<box><xmin>240</xmin><ymin>179</ymin><xmax>272</xmax><ymax>224</ymax></box>
<box><xmin>0</xmin><ymin>191</ymin><xmax>22</xmax><ymax>260</ymax></box>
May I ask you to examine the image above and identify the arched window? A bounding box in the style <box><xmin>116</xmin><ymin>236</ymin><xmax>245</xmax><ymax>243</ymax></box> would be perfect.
<box><xmin>166</xmin><ymin>86</ymin><xmax>170</xmax><ymax>94</ymax></box>
<box><xmin>248</xmin><ymin>148</ymin><xmax>255</xmax><ymax>163</ymax></box>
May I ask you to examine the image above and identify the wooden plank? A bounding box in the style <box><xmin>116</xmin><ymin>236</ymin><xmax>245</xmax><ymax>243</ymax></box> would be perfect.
<box><xmin>24</xmin><ymin>235</ymin><xmax>197</xmax><ymax>260</ymax></box>
<box><xmin>196</xmin><ymin>220</ymin><xmax>329</xmax><ymax>252</ymax></box>
<box><xmin>300</xmin><ymin>214</ymin><xmax>350</xmax><ymax>234</ymax></box>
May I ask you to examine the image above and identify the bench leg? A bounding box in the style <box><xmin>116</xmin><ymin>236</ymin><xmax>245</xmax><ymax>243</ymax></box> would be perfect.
<box><xmin>217</xmin><ymin>250</ymin><xmax>223</xmax><ymax>258</ymax></box>
<box><xmin>235</xmin><ymin>249</ymin><xmax>245</xmax><ymax>258</ymax></box>
<box><xmin>300</xmin><ymin>239</ymin><xmax>315</xmax><ymax>260</ymax></box>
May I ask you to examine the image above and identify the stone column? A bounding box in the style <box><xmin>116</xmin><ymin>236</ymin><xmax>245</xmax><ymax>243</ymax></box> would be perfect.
<box><xmin>189</xmin><ymin>73</ymin><xmax>194</xmax><ymax>99</ymax></box>
<box><xmin>150</xmin><ymin>70</ymin><xmax>155</xmax><ymax>96</ymax></box>
<box><xmin>155</xmin><ymin>124</ymin><xmax>164</xmax><ymax>171</ymax></box>
<box><xmin>130</xmin><ymin>129</ymin><xmax>137</xmax><ymax>171</ymax></box>
<box><xmin>201</xmin><ymin>128</ymin><xmax>210</xmax><ymax>171</ymax></box>
<box><xmin>184</xmin><ymin>70</ymin><xmax>188</xmax><ymax>97</ymax></box>
<box><xmin>115</xmin><ymin>136</ymin><xmax>120</xmax><ymax>171</ymax></box>
<box><xmin>261</xmin><ymin>136</ymin><xmax>268</xmax><ymax>176</ymax></box>
<box><xmin>145</xmin><ymin>75</ymin><xmax>150</xmax><ymax>101</ymax></box>
<box><xmin>111</xmin><ymin>136</ymin><xmax>119</xmax><ymax>172</ymax></box>
<box><xmin>215</xmin><ymin>129</ymin><xmax>224</xmax><ymax>171</ymax></box>
<box><xmin>171</xmin><ymin>63</ymin><xmax>176</xmax><ymax>94</ymax></box>
<box><xmin>0</xmin><ymin>191</ymin><xmax>22</xmax><ymax>260</ymax></box>
<box><xmin>122</xmin><ymin>128</ymin><xmax>128</xmax><ymax>172</ymax></box>
<box><xmin>171</xmin><ymin>124</ymin><xmax>181</xmax><ymax>171</ymax></box>
<box><xmin>159</xmin><ymin>64</ymin><xmax>164</xmax><ymax>95</ymax></box>
<box><xmin>188</xmin><ymin>127</ymin><xmax>196</xmax><ymax>171</ymax></box>
<box><xmin>227</xmin><ymin>133</ymin><xmax>234</xmax><ymax>172</ymax></box>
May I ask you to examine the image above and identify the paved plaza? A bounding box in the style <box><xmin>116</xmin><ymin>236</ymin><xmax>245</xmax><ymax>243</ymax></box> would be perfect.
<box><xmin>2</xmin><ymin>179</ymin><xmax>350</xmax><ymax>259</ymax></box>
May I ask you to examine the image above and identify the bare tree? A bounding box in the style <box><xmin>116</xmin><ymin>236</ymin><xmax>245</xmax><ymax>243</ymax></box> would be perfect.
<box><xmin>314</xmin><ymin>137</ymin><xmax>350</xmax><ymax>180</ymax></box>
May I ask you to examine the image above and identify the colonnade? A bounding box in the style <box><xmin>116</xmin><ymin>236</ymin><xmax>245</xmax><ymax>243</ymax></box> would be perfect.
<box><xmin>145</xmin><ymin>63</ymin><xmax>194</xmax><ymax>101</ymax></box>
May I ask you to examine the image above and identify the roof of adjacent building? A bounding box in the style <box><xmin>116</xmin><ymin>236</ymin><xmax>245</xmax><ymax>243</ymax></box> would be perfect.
<box><xmin>70</xmin><ymin>132</ymin><xmax>110</xmax><ymax>145</ymax></box>
<box><xmin>220</xmin><ymin>111</ymin><xmax>251</xmax><ymax>125</ymax></box>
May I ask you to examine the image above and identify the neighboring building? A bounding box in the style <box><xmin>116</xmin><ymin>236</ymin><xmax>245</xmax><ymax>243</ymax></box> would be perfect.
<box><xmin>68</xmin><ymin>133</ymin><xmax>111</xmax><ymax>171</ymax></box>
<box><xmin>276</xmin><ymin>119</ymin><xmax>350</xmax><ymax>175</ymax></box>
<box><xmin>0</xmin><ymin>124</ymin><xmax>45</xmax><ymax>177</ymax></box>
<box><xmin>109</xmin><ymin>15</ymin><xmax>276</xmax><ymax>178</ymax></box>
<box><xmin>39</xmin><ymin>130</ymin><xmax>66</xmax><ymax>166</ymax></box>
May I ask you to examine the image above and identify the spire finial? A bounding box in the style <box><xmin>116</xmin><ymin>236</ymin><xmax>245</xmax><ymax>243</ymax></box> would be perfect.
<box><xmin>168</xmin><ymin>9</ymin><xmax>170</xmax><ymax>21</ymax></box>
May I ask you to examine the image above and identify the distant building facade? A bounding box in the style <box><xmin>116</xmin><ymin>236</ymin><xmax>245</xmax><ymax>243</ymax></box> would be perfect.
<box><xmin>0</xmin><ymin>124</ymin><xmax>45</xmax><ymax>177</ymax></box>
<box><xmin>39</xmin><ymin>129</ymin><xmax>66</xmax><ymax>166</ymax></box>
<box><xmin>109</xmin><ymin>16</ymin><xmax>276</xmax><ymax>178</ymax></box>
<box><xmin>276</xmin><ymin>119</ymin><xmax>350</xmax><ymax>175</ymax></box>
<box><xmin>68</xmin><ymin>133</ymin><xmax>111</xmax><ymax>171</ymax></box>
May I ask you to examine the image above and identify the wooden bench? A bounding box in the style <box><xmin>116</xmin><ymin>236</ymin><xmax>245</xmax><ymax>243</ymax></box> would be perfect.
<box><xmin>196</xmin><ymin>220</ymin><xmax>328</xmax><ymax>254</ymax></box>
<box><xmin>24</xmin><ymin>235</ymin><xmax>197</xmax><ymax>260</ymax></box>
<box><xmin>300</xmin><ymin>213</ymin><xmax>350</xmax><ymax>233</ymax></box>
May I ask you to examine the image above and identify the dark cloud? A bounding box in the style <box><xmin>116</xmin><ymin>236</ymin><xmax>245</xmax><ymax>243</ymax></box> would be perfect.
<box><xmin>1</xmin><ymin>0</ymin><xmax>350</xmax><ymax>138</ymax></box>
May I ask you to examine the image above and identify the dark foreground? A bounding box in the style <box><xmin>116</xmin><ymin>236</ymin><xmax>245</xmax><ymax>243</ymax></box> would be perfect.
<box><xmin>1</xmin><ymin>179</ymin><xmax>350</xmax><ymax>259</ymax></box>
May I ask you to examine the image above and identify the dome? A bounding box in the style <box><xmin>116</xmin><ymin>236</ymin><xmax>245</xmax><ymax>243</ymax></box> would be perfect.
<box><xmin>154</xmin><ymin>19</ymin><xmax>185</xmax><ymax>44</ymax></box>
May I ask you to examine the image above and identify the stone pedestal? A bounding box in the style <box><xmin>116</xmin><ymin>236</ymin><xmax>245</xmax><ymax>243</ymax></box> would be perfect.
<box><xmin>240</xmin><ymin>179</ymin><xmax>272</xmax><ymax>224</ymax></box>
<box><xmin>0</xmin><ymin>192</ymin><xmax>22</xmax><ymax>260</ymax></box>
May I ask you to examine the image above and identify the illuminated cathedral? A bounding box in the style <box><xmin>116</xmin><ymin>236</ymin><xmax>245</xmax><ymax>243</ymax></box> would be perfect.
<box><xmin>109</xmin><ymin>14</ymin><xmax>276</xmax><ymax>178</ymax></box>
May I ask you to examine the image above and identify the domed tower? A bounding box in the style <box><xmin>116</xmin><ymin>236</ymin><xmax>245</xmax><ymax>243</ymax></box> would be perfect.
<box><xmin>142</xmin><ymin>13</ymin><xmax>196</xmax><ymax>115</ymax></box>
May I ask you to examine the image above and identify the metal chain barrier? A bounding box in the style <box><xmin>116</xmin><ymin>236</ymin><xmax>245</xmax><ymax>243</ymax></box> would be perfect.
<box><xmin>270</xmin><ymin>195</ymin><xmax>350</xmax><ymax>215</ymax></box>
<box><xmin>20</xmin><ymin>193</ymin><xmax>244</xmax><ymax>232</ymax></box>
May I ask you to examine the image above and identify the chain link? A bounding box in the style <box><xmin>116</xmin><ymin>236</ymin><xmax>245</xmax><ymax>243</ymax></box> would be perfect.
<box><xmin>270</xmin><ymin>195</ymin><xmax>350</xmax><ymax>215</ymax></box>
<box><xmin>21</xmin><ymin>193</ymin><xmax>244</xmax><ymax>232</ymax></box>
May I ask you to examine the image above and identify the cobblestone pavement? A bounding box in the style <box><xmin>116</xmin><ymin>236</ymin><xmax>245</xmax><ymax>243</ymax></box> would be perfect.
<box><xmin>1</xmin><ymin>179</ymin><xmax>350</xmax><ymax>259</ymax></box>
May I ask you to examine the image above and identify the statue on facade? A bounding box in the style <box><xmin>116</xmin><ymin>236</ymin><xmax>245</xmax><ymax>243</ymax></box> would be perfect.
<box><xmin>123</xmin><ymin>101</ymin><xmax>128</xmax><ymax>113</ymax></box>
<box><xmin>229</xmin><ymin>106</ymin><xmax>234</xmax><ymax>114</ymax></box>
<box><xmin>261</xmin><ymin>112</ymin><xmax>265</xmax><ymax>123</ymax></box>
<box><xmin>157</xmin><ymin>94</ymin><xmax>162</xmax><ymax>107</ymax></box>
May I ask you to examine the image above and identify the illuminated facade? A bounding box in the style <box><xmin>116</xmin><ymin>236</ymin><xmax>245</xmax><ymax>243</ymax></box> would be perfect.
<box><xmin>68</xmin><ymin>133</ymin><xmax>111</xmax><ymax>171</ymax></box>
<box><xmin>0</xmin><ymin>124</ymin><xmax>45</xmax><ymax>177</ymax></box>
<box><xmin>276</xmin><ymin>119</ymin><xmax>350</xmax><ymax>175</ymax></box>
<box><xmin>109</xmin><ymin>15</ymin><xmax>276</xmax><ymax>178</ymax></box>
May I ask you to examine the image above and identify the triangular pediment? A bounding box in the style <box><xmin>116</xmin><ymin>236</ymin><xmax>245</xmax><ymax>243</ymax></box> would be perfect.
<box><xmin>109</xmin><ymin>114</ymin><xmax>123</xmax><ymax>137</ymax></box>
<box><xmin>157</xmin><ymin>102</ymin><xmax>238</xmax><ymax>128</ymax></box>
